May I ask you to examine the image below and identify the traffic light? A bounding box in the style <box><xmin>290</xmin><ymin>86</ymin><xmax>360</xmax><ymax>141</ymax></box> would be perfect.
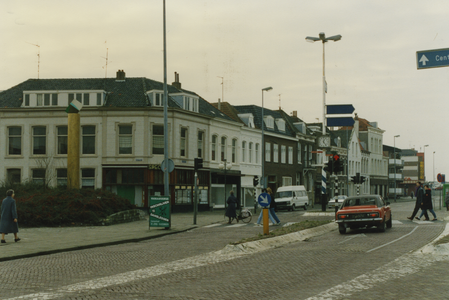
<box><xmin>351</xmin><ymin>175</ymin><xmax>358</xmax><ymax>184</ymax></box>
<box><xmin>360</xmin><ymin>176</ymin><xmax>366</xmax><ymax>184</ymax></box>
<box><xmin>253</xmin><ymin>175</ymin><xmax>259</xmax><ymax>187</ymax></box>
<box><xmin>333</xmin><ymin>155</ymin><xmax>343</xmax><ymax>173</ymax></box>
<box><xmin>324</xmin><ymin>157</ymin><xmax>333</xmax><ymax>173</ymax></box>
<box><xmin>194</xmin><ymin>158</ymin><xmax>203</xmax><ymax>170</ymax></box>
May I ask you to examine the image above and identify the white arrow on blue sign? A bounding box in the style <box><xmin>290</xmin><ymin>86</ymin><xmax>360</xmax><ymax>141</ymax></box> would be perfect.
<box><xmin>417</xmin><ymin>48</ymin><xmax>449</xmax><ymax>70</ymax></box>
<box><xmin>326</xmin><ymin>104</ymin><xmax>355</xmax><ymax>115</ymax></box>
<box><xmin>257</xmin><ymin>192</ymin><xmax>271</xmax><ymax>207</ymax></box>
<box><xmin>327</xmin><ymin>117</ymin><xmax>354</xmax><ymax>127</ymax></box>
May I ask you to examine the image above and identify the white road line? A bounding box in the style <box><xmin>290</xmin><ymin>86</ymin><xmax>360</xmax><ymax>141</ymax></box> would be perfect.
<box><xmin>306</xmin><ymin>223</ymin><xmax>449</xmax><ymax>300</ymax></box>
<box><xmin>5</xmin><ymin>249</ymin><xmax>248</xmax><ymax>300</ymax></box>
<box><xmin>338</xmin><ymin>233</ymin><xmax>366</xmax><ymax>244</ymax></box>
<box><xmin>367</xmin><ymin>226</ymin><xmax>418</xmax><ymax>253</ymax></box>
<box><xmin>203</xmin><ymin>223</ymin><xmax>222</xmax><ymax>228</ymax></box>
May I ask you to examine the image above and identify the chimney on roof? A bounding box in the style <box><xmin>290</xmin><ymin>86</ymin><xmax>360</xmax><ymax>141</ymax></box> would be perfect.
<box><xmin>292</xmin><ymin>111</ymin><xmax>297</xmax><ymax>117</ymax></box>
<box><xmin>218</xmin><ymin>98</ymin><xmax>221</xmax><ymax>110</ymax></box>
<box><xmin>116</xmin><ymin>70</ymin><xmax>126</xmax><ymax>81</ymax></box>
<box><xmin>172</xmin><ymin>72</ymin><xmax>181</xmax><ymax>89</ymax></box>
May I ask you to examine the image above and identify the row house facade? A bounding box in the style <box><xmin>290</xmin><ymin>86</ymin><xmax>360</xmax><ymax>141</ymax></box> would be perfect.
<box><xmin>0</xmin><ymin>70</ymin><xmax>265</xmax><ymax>212</ymax></box>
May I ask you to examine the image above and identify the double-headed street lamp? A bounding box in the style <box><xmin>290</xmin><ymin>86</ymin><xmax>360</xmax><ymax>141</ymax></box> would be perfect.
<box><xmin>261</xmin><ymin>86</ymin><xmax>273</xmax><ymax>189</ymax></box>
<box><xmin>305</xmin><ymin>32</ymin><xmax>342</xmax><ymax>136</ymax></box>
<box><xmin>306</xmin><ymin>32</ymin><xmax>341</xmax><ymax>208</ymax></box>
<box><xmin>394</xmin><ymin>135</ymin><xmax>400</xmax><ymax>202</ymax></box>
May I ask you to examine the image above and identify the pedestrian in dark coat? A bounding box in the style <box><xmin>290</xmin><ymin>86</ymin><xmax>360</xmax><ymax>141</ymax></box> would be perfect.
<box><xmin>225</xmin><ymin>190</ymin><xmax>239</xmax><ymax>224</ymax></box>
<box><xmin>417</xmin><ymin>185</ymin><xmax>437</xmax><ymax>221</ymax></box>
<box><xmin>407</xmin><ymin>182</ymin><xmax>429</xmax><ymax>221</ymax></box>
<box><xmin>0</xmin><ymin>189</ymin><xmax>20</xmax><ymax>243</ymax></box>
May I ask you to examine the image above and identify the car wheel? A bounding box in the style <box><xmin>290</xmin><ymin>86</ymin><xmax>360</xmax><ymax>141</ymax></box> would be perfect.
<box><xmin>291</xmin><ymin>204</ymin><xmax>296</xmax><ymax>211</ymax></box>
<box><xmin>378</xmin><ymin>218</ymin><xmax>386</xmax><ymax>232</ymax></box>
<box><xmin>339</xmin><ymin>224</ymin><xmax>346</xmax><ymax>234</ymax></box>
<box><xmin>386</xmin><ymin>214</ymin><xmax>392</xmax><ymax>229</ymax></box>
<box><xmin>303</xmin><ymin>203</ymin><xmax>308</xmax><ymax>211</ymax></box>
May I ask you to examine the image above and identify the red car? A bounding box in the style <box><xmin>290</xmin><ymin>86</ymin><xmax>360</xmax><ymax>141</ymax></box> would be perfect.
<box><xmin>335</xmin><ymin>195</ymin><xmax>392</xmax><ymax>234</ymax></box>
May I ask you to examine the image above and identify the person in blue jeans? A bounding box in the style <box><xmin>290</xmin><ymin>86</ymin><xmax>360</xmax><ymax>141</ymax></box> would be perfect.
<box><xmin>418</xmin><ymin>185</ymin><xmax>437</xmax><ymax>221</ymax></box>
<box><xmin>267</xmin><ymin>187</ymin><xmax>281</xmax><ymax>225</ymax></box>
<box><xmin>256</xmin><ymin>189</ymin><xmax>276</xmax><ymax>225</ymax></box>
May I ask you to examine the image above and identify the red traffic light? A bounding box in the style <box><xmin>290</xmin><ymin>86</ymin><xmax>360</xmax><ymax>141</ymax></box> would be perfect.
<box><xmin>333</xmin><ymin>154</ymin><xmax>340</xmax><ymax>161</ymax></box>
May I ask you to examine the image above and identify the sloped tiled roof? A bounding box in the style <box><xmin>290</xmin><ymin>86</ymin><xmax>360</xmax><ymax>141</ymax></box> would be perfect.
<box><xmin>0</xmin><ymin>76</ymin><xmax>234</xmax><ymax>122</ymax></box>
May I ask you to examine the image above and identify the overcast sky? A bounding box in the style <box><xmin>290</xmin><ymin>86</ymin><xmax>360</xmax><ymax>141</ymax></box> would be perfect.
<box><xmin>1</xmin><ymin>0</ymin><xmax>449</xmax><ymax>180</ymax></box>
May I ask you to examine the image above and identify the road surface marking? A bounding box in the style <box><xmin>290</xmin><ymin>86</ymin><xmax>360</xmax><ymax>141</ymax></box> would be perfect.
<box><xmin>367</xmin><ymin>226</ymin><xmax>418</xmax><ymax>253</ymax></box>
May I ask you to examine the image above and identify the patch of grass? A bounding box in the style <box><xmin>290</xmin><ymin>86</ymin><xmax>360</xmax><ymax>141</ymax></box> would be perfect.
<box><xmin>230</xmin><ymin>220</ymin><xmax>332</xmax><ymax>245</ymax></box>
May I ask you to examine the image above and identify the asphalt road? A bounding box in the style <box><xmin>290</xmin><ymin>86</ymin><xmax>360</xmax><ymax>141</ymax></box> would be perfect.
<box><xmin>1</xmin><ymin>200</ymin><xmax>448</xmax><ymax>300</ymax></box>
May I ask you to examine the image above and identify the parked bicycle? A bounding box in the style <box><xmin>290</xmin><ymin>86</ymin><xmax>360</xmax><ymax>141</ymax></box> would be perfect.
<box><xmin>223</xmin><ymin>208</ymin><xmax>253</xmax><ymax>223</ymax></box>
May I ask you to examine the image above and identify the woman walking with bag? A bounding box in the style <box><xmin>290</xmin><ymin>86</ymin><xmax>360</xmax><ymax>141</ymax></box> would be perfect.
<box><xmin>0</xmin><ymin>189</ymin><xmax>20</xmax><ymax>243</ymax></box>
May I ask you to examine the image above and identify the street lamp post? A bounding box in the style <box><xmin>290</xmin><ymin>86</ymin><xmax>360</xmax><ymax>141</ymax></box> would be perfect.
<box><xmin>433</xmin><ymin>151</ymin><xmax>436</xmax><ymax>182</ymax></box>
<box><xmin>306</xmin><ymin>32</ymin><xmax>342</xmax><ymax>209</ymax></box>
<box><xmin>423</xmin><ymin>144</ymin><xmax>429</xmax><ymax>182</ymax></box>
<box><xmin>394</xmin><ymin>135</ymin><xmax>400</xmax><ymax>202</ymax></box>
<box><xmin>261</xmin><ymin>86</ymin><xmax>273</xmax><ymax>189</ymax></box>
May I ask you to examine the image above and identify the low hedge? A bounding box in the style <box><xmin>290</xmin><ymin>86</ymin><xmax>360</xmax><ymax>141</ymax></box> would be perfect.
<box><xmin>0</xmin><ymin>185</ymin><xmax>136</xmax><ymax>227</ymax></box>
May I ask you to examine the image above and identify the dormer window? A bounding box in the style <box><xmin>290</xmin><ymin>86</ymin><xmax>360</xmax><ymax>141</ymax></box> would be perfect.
<box><xmin>238</xmin><ymin>113</ymin><xmax>255</xmax><ymax>128</ymax></box>
<box><xmin>264</xmin><ymin>115</ymin><xmax>274</xmax><ymax>129</ymax></box>
<box><xmin>23</xmin><ymin>91</ymin><xmax>104</xmax><ymax>108</ymax></box>
<box><xmin>275</xmin><ymin>118</ymin><xmax>285</xmax><ymax>132</ymax></box>
<box><xmin>183</xmin><ymin>96</ymin><xmax>199</xmax><ymax>112</ymax></box>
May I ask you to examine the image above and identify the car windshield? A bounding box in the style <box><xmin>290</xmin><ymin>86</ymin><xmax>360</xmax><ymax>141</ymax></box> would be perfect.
<box><xmin>343</xmin><ymin>197</ymin><xmax>379</xmax><ymax>207</ymax></box>
<box><xmin>276</xmin><ymin>191</ymin><xmax>292</xmax><ymax>198</ymax></box>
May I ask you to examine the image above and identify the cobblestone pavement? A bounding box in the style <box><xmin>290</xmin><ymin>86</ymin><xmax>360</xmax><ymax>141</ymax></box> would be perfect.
<box><xmin>0</xmin><ymin>199</ymin><xmax>448</xmax><ymax>299</ymax></box>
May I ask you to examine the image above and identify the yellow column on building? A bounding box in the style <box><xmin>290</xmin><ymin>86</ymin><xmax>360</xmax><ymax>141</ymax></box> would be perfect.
<box><xmin>67</xmin><ymin>113</ymin><xmax>80</xmax><ymax>189</ymax></box>
<box><xmin>66</xmin><ymin>99</ymin><xmax>83</xmax><ymax>190</ymax></box>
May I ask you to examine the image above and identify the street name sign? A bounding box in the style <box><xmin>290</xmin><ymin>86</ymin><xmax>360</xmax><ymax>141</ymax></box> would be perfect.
<box><xmin>326</xmin><ymin>104</ymin><xmax>355</xmax><ymax>115</ymax></box>
<box><xmin>417</xmin><ymin>48</ymin><xmax>449</xmax><ymax>69</ymax></box>
<box><xmin>327</xmin><ymin>117</ymin><xmax>354</xmax><ymax>127</ymax></box>
<box><xmin>257</xmin><ymin>192</ymin><xmax>271</xmax><ymax>207</ymax></box>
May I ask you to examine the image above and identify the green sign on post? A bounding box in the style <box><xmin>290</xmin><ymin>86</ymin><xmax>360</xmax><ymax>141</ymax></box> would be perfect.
<box><xmin>149</xmin><ymin>196</ymin><xmax>170</xmax><ymax>228</ymax></box>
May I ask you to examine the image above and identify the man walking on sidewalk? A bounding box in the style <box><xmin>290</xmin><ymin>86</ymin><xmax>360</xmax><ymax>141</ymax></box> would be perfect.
<box><xmin>407</xmin><ymin>182</ymin><xmax>429</xmax><ymax>221</ymax></box>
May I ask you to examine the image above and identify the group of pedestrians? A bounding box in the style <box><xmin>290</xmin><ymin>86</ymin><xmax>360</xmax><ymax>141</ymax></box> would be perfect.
<box><xmin>407</xmin><ymin>182</ymin><xmax>437</xmax><ymax>221</ymax></box>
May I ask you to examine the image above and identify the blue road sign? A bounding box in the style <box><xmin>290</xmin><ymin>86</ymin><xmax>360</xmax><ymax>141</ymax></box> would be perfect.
<box><xmin>327</xmin><ymin>117</ymin><xmax>354</xmax><ymax>127</ymax></box>
<box><xmin>417</xmin><ymin>48</ymin><xmax>449</xmax><ymax>69</ymax></box>
<box><xmin>326</xmin><ymin>104</ymin><xmax>355</xmax><ymax>115</ymax></box>
<box><xmin>257</xmin><ymin>192</ymin><xmax>271</xmax><ymax>207</ymax></box>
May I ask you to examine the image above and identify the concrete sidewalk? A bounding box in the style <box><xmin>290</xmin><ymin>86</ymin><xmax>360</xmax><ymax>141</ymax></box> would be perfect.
<box><xmin>0</xmin><ymin>210</ymin><xmax>227</xmax><ymax>262</ymax></box>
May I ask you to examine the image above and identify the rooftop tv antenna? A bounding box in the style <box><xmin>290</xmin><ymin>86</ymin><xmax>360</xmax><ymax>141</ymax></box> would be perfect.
<box><xmin>27</xmin><ymin>42</ymin><xmax>40</xmax><ymax>79</ymax></box>
<box><xmin>278</xmin><ymin>94</ymin><xmax>282</xmax><ymax>110</ymax></box>
<box><xmin>101</xmin><ymin>41</ymin><xmax>112</xmax><ymax>78</ymax></box>
<box><xmin>217</xmin><ymin>76</ymin><xmax>224</xmax><ymax>103</ymax></box>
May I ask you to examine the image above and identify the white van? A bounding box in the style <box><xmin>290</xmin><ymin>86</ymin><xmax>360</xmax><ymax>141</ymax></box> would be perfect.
<box><xmin>275</xmin><ymin>185</ymin><xmax>309</xmax><ymax>211</ymax></box>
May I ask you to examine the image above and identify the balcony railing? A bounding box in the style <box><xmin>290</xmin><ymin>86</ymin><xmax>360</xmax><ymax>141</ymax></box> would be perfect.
<box><xmin>389</xmin><ymin>159</ymin><xmax>404</xmax><ymax>167</ymax></box>
<box><xmin>389</xmin><ymin>173</ymin><xmax>403</xmax><ymax>180</ymax></box>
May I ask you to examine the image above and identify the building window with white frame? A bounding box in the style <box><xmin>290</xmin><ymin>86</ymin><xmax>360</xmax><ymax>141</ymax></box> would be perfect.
<box><xmin>82</xmin><ymin>125</ymin><xmax>96</xmax><ymax>154</ymax></box>
<box><xmin>37</xmin><ymin>94</ymin><xmax>43</xmax><ymax>106</ymax></box>
<box><xmin>288</xmin><ymin>146</ymin><xmax>293</xmax><ymax>164</ymax></box>
<box><xmin>32</xmin><ymin>169</ymin><xmax>45</xmax><ymax>184</ymax></box>
<box><xmin>197</xmin><ymin>131</ymin><xmax>204</xmax><ymax>158</ymax></box>
<box><xmin>82</xmin><ymin>168</ymin><xmax>95</xmax><ymax>189</ymax></box>
<box><xmin>249</xmin><ymin>142</ymin><xmax>253</xmax><ymax>163</ymax></box>
<box><xmin>211</xmin><ymin>135</ymin><xmax>217</xmax><ymax>161</ymax></box>
<box><xmin>32</xmin><ymin>126</ymin><xmax>46</xmax><ymax>155</ymax></box>
<box><xmin>152</xmin><ymin>125</ymin><xmax>164</xmax><ymax>155</ymax></box>
<box><xmin>24</xmin><ymin>94</ymin><xmax>30</xmax><ymax>106</ymax></box>
<box><xmin>118</xmin><ymin>125</ymin><xmax>133</xmax><ymax>154</ymax></box>
<box><xmin>57</xmin><ymin>126</ymin><xmax>68</xmax><ymax>155</ymax></box>
<box><xmin>97</xmin><ymin>93</ymin><xmax>103</xmax><ymax>105</ymax></box>
<box><xmin>221</xmin><ymin>137</ymin><xmax>227</xmax><ymax>161</ymax></box>
<box><xmin>83</xmin><ymin>93</ymin><xmax>90</xmax><ymax>105</ymax></box>
<box><xmin>242</xmin><ymin>141</ymin><xmax>246</xmax><ymax>162</ymax></box>
<box><xmin>297</xmin><ymin>142</ymin><xmax>302</xmax><ymax>164</ymax></box>
<box><xmin>273</xmin><ymin>144</ymin><xmax>279</xmax><ymax>163</ymax></box>
<box><xmin>8</xmin><ymin>126</ymin><xmax>22</xmax><ymax>155</ymax></box>
<box><xmin>281</xmin><ymin>145</ymin><xmax>286</xmax><ymax>164</ymax></box>
<box><xmin>232</xmin><ymin>139</ymin><xmax>237</xmax><ymax>163</ymax></box>
<box><xmin>180</xmin><ymin>127</ymin><xmax>187</xmax><ymax>157</ymax></box>
<box><xmin>265</xmin><ymin>142</ymin><xmax>271</xmax><ymax>162</ymax></box>
<box><xmin>7</xmin><ymin>169</ymin><xmax>21</xmax><ymax>184</ymax></box>
<box><xmin>282</xmin><ymin>176</ymin><xmax>292</xmax><ymax>186</ymax></box>
<box><xmin>255</xmin><ymin>143</ymin><xmax>260</xmax><ymax>164</ymax></box>
<box><xmin>57</xmin><ymin>169</ymin><xmax>67</xmax><ymax>187</ymax></box>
